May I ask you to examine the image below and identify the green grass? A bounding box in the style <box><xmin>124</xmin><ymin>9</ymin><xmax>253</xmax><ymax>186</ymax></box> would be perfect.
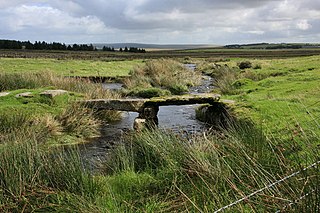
<box><xmin>1</xmin><ymin>124</ymin><xmax>318</xmax><ymax>212</ymax></box>
<box><xmin>0</xmin><ymin>88</ymin><xmax>76</xmax><ymax>114</ymax></box>
<box><xmin>123</xmin><ymin>59</ymin><xmax>202</xmax><ymax>97</ymax></box>
<box><xmin>0</xmin><ymin>88</ymin><xmax>102</xmax><ymax>144</ymax></box>
<box><xmin>103</xmin><ymin>125</ymin><xmax>319</xmax><ymax>212</ymax></box>
<box><xmin>0</xmin><ymin>58</ymin><xmax>143</xmax><ymax>77</ymax></box>
<box><xmin>0</xmin><ymin>72</ymin><xmax>121</xmax><ymax>145</ymax></box>
<box><xmin>1</xmin><ymin>53</ymin><xmax>319</xmax><ymax>212</ymax></box>
<box><xmin>0</xmin><ymin>138</ymin><xmax>104</xmax><ymax>212</ymax></box>
<box><xmin>196</xmin><ymin>56</ymin><xmax>320</xmax><ymax>158</ymax></box>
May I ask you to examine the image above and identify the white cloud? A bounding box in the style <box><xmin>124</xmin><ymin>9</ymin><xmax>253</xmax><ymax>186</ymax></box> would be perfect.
<box><xmin>296</xmin><ymin>20</ymin><xmax>312</xmax><ymax>30</ymax></box>
<box><xmin>0</xmin><ymin>0</ymin><xmax>320</xmax><ymax>44</ymax></box>
<box><xmin>1</xmin><ymin>4</ymin><xmax>112</xmax><ymax>42</ymax></box>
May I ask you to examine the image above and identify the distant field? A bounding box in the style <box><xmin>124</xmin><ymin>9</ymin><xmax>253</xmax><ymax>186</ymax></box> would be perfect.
<box><xmin>1</xmin><ymin>48</ymin><xmax>320</xmax><ymax>61</ymax></box>
<box><xmin>0</xmin><ymin>58</ymin><xmax>143</xmax><ymax>77</ymax></box>
<box><xmin>177</xmin><ymin>48</ymin><xmax>320</xmax><ymax>58</ymax></box>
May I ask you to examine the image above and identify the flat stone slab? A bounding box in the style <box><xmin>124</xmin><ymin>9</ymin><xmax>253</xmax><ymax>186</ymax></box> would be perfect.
<box><xmin>40</xmin><ymin>90</ymin><xmax>68</xmax><ymax>98</ymax></box>
<box><xmin>146</xmin><ymin>94</ymin><xmax>221</xmax><ymax>106</ymax></box>
<box><xmin>84</xmin><ymin>98</ymin><xmax>147</xmax><ymax>112</ymax></box>
<box><xmin>15</xmin><ymin>92</ymin><xmax>33</xmax><ymax>98</ymax></box>
<box><xmin>0</xmin><ymin>92</ymin><xmax>10</xmax><ymax>97</ymax></box>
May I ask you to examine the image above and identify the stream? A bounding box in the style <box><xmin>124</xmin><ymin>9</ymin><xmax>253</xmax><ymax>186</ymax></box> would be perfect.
<box><xmin>78</xmin><ymin>64</ymin><xmax>214</xmax><ymax>172</ymax></box>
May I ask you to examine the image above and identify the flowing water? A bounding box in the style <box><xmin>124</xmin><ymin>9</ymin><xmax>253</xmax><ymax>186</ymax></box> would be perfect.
<box><xmin>79</xmin><ymin>64</ymin><xmax>214</xmax><ymax>171</ymax></box>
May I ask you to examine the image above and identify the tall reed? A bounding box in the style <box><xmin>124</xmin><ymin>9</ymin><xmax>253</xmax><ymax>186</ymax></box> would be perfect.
<box><xmin>106</xmin><ymin>119</ymin><xmax>319</xmax><ymax>212</ymax></box>
<box><xmin>0</xmin><ymin>135</ymin><xmax>102</xmax><ymax>212</ymax></box>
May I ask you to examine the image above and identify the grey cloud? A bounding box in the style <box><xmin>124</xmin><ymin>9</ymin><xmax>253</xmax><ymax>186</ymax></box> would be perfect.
<box><xmin>135</xmin><ymin>0</ymin><xmax>277</xmax><ymax>13</ymax></box>
<box><xmin>0</xmin><ymin>0</ymin><xmax>319</xmax><ymax>44</ymax></box>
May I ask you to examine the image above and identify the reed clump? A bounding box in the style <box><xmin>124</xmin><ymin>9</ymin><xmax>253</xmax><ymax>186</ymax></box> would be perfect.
<box><xmin>105</xmin><ymin>119</ymin><xmax>319</xmax><ymax>212</ymax></box>
<box><xmin>0</xmin><ymin>71</ymin><xmax>120</xmax><ymax>99</ymax></box>
<box><xmin>0</xmin><ymin>136</ymin><xmax>102</xmax><ymax>212</ymax></box>
<box><xmin>0</xmin><ymin>72</ymin><xmax>122</xmax><ymax>144</ymax></box>
<box><xmin>123</xmin><ymin>59</ymin><xmax>202</xmax><ymax>97</ymax></box>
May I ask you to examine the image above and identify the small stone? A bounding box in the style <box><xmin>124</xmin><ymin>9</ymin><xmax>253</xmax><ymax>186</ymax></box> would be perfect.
<box><xmin>0</xmin><ymin>92</ymin><xmax>10</xmax><ymax>97</ymax></box>
<box><xmin>15</xmin><ymin>92</ymin><xmax>33</xmax><ymax>98</ymax></box>
<box><xmin>133</xmin><ymin>118</ymin><xmax>146</xmax><ymax>131</ymax></box>
<box><xmin>40</xmin><ymin>90</ymin><xmax>68</xmax><ymax>98</ymax></box>
<box><xmin>221</xmin><ymin>99</ymin><xmax>236</xmax><ymax>104</ymax></box>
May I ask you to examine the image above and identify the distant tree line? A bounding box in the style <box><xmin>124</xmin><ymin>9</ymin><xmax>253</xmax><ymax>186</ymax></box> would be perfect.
<box><xmin>102</xmin><ymin>46</ymin><xmax>115</xmax><ymax>52</ymax></box>
<box><xmin>265</xmin><ymin>44</ymin><xmax>302</xmax><ymax>49</ymax></box>
<box><xmin>0</xmin><ymin>39</ymin><xmax>147</xmax><ymax>53</ymax></box>
<box><xmin>224</xmin><ymin>43</ymin><xmax>302</xmax><ymax>49</ymax></box>
<box><xmin>0</xmin><ymin>39</ymin><xmax>97</xmax><ymax>51</ymax></box>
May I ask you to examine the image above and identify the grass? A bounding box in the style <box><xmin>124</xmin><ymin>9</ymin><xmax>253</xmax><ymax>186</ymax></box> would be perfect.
<box><xmin>0</xmin><ymin>71</ymin><xmax>121</xmax><ymax>99</ymax></box>
<box><xmin>0</xmin><ymin>58</ymin><xmax>143</xmax><ymax>77</ymax></box>
<box><xmin>0</xmin><ymin>89</ymin><xmax>101</xmax><ymax>145</ymax></box>
<box><xmin>2</xmin><ymin>118</ymin><xmax>318</xmax><ymax>212</ymax></box>
<box><xmin>200</xmin><ymin>56</ymin><xmax>320</xmax><ymax>139</ymax></box>
<box><xmin>0</xmin><ymin>137</ymin><xmax>103</xmax><ymax>212</ymax></box>
<box><xmin>0</xmin><ymin>52</ymin><xmax>319</xmax><ymax>211</ymax></box>
<box><xmin>123</xmin><ymin>59</ymin><xmax>202</xmax><ymax>97</ymax></box>
<box><xmin>0</xmin><ymin>72</ymin><xmax>121</xmax><ymax>145</ymax></box>
<box><xmin>103</xmin><ymin>121</ymin><xmax>319</xmax><ymax>212</ymax></box>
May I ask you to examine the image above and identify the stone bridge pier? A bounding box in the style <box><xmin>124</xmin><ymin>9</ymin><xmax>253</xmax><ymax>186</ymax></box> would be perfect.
<box><xmin>133</xmin><ymin>106</ymin><xmax>159</xmax><ymax>131</ymax></box>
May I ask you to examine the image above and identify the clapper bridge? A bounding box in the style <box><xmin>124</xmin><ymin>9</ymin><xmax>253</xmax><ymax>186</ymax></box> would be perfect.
<box><xmin>83</xmin><ymin>94</ymin><xmax>221</xmax><ymax>130</ymax></box>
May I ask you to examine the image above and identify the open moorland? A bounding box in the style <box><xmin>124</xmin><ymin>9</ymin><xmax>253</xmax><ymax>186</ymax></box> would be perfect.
<box><xmin>1</xmin><ymin>47</ymin><xmax>320</xmax><ymax>60</ymax></box>
<box><xmin>0</xmin><ymin>48</ymin><xmax>319</xmax><ymax>212</ymax></box>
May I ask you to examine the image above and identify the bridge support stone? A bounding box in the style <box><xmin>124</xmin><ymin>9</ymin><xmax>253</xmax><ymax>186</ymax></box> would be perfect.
<box><xmin>133</xmin><ymin>106</ymin><xmax>159</xmax><ymax>131</ymax></box>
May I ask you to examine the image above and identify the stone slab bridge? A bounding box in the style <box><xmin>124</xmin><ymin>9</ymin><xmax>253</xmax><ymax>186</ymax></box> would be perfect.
<box><xmin>83</xmin><ymin>94</ymin><xmax>221</xmax><ymax>130</ymax></box>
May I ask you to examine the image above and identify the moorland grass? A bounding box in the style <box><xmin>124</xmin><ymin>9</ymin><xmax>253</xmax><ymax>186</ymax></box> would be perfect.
<box><xmin>0</xmin><ymin>71</ymin><xmax>122</xmax><ymax>99</ymax></box>
<box><xmin>1</xmin><ymin>118</ymin><xmax>318</xmax><ymax>212</ymax></box>
<box><xmin>103</xmin><ymin>119</ymin><xmax>319</xmax><ymax>212</ymax></box>
<box><xmin>123</xmin><ymin>59</ymin><xmax>202</xmax><ymax>97</ymax></box>
<box><xmin>200</xmin><ymin>55</ymin><xmax>320</xmax><ymax>139</ymax></box>
<box><xmin>0</xmin><ymin>58</ymin><xmax>142</xmax><ymax>77</ymax></box>
<box><xmin>0</xmin><ymin>90</ymin><xmax>102</xmax><ymax>144</ymax></box>
<box><xmin>0</xmin><ymin>136</ymin><xmax>103</xmax><ymax>212</ymax></box>
<box><xmin>1</xmin><ymin>54</ymin><xmax>319</xmax><ymax>212</ymax></box>
<box><xmin>0</xmin><ymin>72</ymin><xmax>121</xmax><ymax>145</ymax></box>
<box><xmin>124</xmin><ymin>59</ymin><xmax>201</xmax><ymax>98</ymax></box>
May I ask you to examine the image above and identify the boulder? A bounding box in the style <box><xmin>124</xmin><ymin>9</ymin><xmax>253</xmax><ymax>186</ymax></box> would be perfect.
<box><xmin>15</xmin><ymin>92</ymin><xmax>33</xmax><ymax>98</ymax></box>
<box><xmin>0</xmin><ymin>92</ymin><xmax>10</xmax><ymax>97</ymax></box>
<box><xmin>40</xmin><ymin>90</ymin><xmax>68</xmax><ymax>98</ymax></box>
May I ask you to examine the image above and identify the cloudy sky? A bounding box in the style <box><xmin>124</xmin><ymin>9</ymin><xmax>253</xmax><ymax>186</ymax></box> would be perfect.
<box><xmin>0</xmin><ymin>0</ymin><xmax>319</xmax><ymax>44</ymax></box>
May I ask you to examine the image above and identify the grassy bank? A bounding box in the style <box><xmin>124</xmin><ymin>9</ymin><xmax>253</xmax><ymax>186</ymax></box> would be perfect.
<box><xmin>1</xmin><ymin>122</ymin><xmax>318</xmax><ymax>212</ymax></box>
<box><xmin>0</xmin><ymin>72</ymin><xmax>121</xmax><ymax>145</ymax></box>
<box><xmin>200</xmin><ymin>56</ymin><xmax>320</xmax><ymax>136</ymax></box>
<box><xmin>123</xmin><ymin>59</ymin><xmax>202</xmax><ymax>97</ymax></box>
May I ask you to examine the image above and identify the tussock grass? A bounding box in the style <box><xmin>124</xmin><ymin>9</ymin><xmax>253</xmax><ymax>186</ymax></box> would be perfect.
<box><xmin>0</xmin><ymin>136</ymin><xmax>102</xmax><ymax>212</ymax></box>
<box><xmin>123</xmin><ymin>59</ymin><xmax>202</xmax><ymax>97</ymax></box>
<box><xmin>199</xmin><ymin>63</ymin><xmax>240</xmax><ymax>94</ymax></box>
<box><xmin>0</xmin><ymin>72</ymin><xmax>122</xmax><ymax>144</ymax></box>
<box><xmin>1</xmin><ymin>114</ymin><xmax>318</xmax><ymax>212</ymax></box>
<box><xmin>0</xmin><ymin>106</ymin><xmax>101</xmax><ymax>144</ymax></box>
<box><xmin>57</xmin><ymin>102</ymin><xmax>101</xmax><ymax>138</ymax></box>
<box><xmin>0</xmin><ymin>71</ymin><xmax>120</xmax><ymax>99</ymax></box>
<box><xmin>105</xmin><ymin>118</ymin><xmax>319</xmax><ymax>212</ymax></box>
